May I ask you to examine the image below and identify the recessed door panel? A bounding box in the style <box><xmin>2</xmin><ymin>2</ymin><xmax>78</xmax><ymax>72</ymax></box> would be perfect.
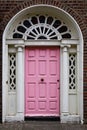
<box><xmin>39</xmin><ymin>60</ymin><xmax>46</xmax><ymax>75</ymax></box>
<box><xmin>25</xmin><ymin>47</ymin><xmax>60</xmax><ymax>116</ymax></box>
<box><xmin>39</xmin><ymin>83</ymin><xmax>47</xmax><ymax>98</ymax></box>
<box><xmin>28</xmin><ymin>60</ymin><xmax>36</xmax><ymax>75</ymax></box>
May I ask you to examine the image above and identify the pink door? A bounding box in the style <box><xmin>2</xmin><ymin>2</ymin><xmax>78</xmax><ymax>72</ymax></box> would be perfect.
<box><xmin>25</xmin><ymin>47</ymin><xmax>60</xmax><ymax>116</ymax></box>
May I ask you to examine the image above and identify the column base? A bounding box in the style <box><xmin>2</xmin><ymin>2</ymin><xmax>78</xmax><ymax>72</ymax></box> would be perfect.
<box><xmin>5</xmin><ymin>113</ymin><xmax>24</xmax><ymax>122</ymax></box>
<box><xmin>61</xmin><ymin>114</ymin><xmax>80</xmax><ymax>123</ymax></box>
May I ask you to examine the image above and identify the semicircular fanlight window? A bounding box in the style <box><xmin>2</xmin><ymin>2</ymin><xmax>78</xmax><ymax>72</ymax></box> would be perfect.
<box><xmin>13</xmin><ymin>15</ymin><xmax>71</xmax><ymax>40</ymax></box>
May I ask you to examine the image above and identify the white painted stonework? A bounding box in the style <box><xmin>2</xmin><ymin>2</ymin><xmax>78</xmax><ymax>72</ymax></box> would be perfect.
<box><xmin>62</xmin><ymin>46</ymin><xmax>69</xmax><ymax>115</ymax></box>
<box><xmin>2</xmin><ymin>5</ymin><xmax>83</xmax><ymax>123</ymax></box>
<box><xmin>16</xmin><ymin>46</ymin><xmax>24</xmax><ymax>120</ymax></box>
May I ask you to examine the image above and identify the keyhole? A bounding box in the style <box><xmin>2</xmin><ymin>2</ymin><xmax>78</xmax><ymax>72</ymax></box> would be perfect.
<box><xmin>41</xmin><ymin>78</ymin><xmax>44</xmax><ymax>82</ymax></box>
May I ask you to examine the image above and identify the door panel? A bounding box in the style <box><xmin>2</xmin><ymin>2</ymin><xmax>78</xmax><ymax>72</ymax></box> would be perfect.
<box><xmin>25</xmin><ymin>47</ymin><xmax>60</xmax><ymax>116</ymax></box>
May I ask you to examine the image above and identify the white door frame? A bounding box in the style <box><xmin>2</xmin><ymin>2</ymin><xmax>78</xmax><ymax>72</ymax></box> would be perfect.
<box><xmin>2</xmin><ymin>5</ymin><xmax>83</xmax><ymax>123</ymax></box>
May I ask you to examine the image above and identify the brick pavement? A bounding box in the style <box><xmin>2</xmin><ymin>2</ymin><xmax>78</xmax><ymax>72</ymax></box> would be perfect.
<box><xmin>0</xmin><ymin>121</ymin><xmax>87</xmax><ymax>130</ymax></box>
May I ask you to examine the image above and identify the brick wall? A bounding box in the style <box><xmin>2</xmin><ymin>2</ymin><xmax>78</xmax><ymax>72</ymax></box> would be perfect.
<box><xmin>0</xmin><ymin>0</ymin><xmax>87</xmax><ymax>123</ymax></box>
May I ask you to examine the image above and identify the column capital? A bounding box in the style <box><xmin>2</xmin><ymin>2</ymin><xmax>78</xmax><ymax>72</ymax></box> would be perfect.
<box><xmin>60</xmin><ymin>44</ymin><xmax>71</xmax><ymax>48</ymax></box>
<box><xmin>15</xmin><ymin>45</ymin><xmax>25</xmax><ymax>52</ymax></box>
<box><xmin>15</xmin><ymin>45</ymin><xmax>25</xmax><ymax>48</ymax></box>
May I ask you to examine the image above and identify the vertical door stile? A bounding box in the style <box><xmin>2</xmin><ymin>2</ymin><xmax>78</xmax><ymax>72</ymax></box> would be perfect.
<box><xmin>47</xmin><ymin>49</ymin><xmax>50</xmax><ymax>114</ymax></box>
<box><xmin>36</xmin><ymin>49</ymin><xmax>39</xmax><ymax>114</ymax></box>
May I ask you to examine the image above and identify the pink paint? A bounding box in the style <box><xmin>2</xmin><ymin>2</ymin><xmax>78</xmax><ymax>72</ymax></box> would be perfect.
<box><xmin>25</xmin><ymin>47</ymin><xmax>60</xmax><ymax>116</ymax></box>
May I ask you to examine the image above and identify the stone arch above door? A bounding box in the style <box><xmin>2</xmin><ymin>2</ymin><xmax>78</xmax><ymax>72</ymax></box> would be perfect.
<box><xmin>5</xmin><ymin>5</ymin><xmax>79</xmax><ymax>40</ymax></box>
<box><xmin>1</xmin><ymin>0</ymin><xmax>85</xmax><ymax>37</ymax></box>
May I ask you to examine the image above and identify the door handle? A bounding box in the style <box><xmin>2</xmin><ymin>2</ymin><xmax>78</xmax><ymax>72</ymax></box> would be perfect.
<box><xmin>57</xmin><ymin>80</ymin><xmax>59</xmax><ymax>82</ymax></box>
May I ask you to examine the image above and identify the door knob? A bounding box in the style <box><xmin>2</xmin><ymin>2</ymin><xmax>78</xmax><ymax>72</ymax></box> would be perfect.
<box><xmin>57</xmin><ymin>80</ymin><xmax>59</xmax><ymax>82</ymax></box>
<box><xmin>41</xmin><ymin>78</ymin><xmax>44</xmax><ymax>82</ymax></box>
